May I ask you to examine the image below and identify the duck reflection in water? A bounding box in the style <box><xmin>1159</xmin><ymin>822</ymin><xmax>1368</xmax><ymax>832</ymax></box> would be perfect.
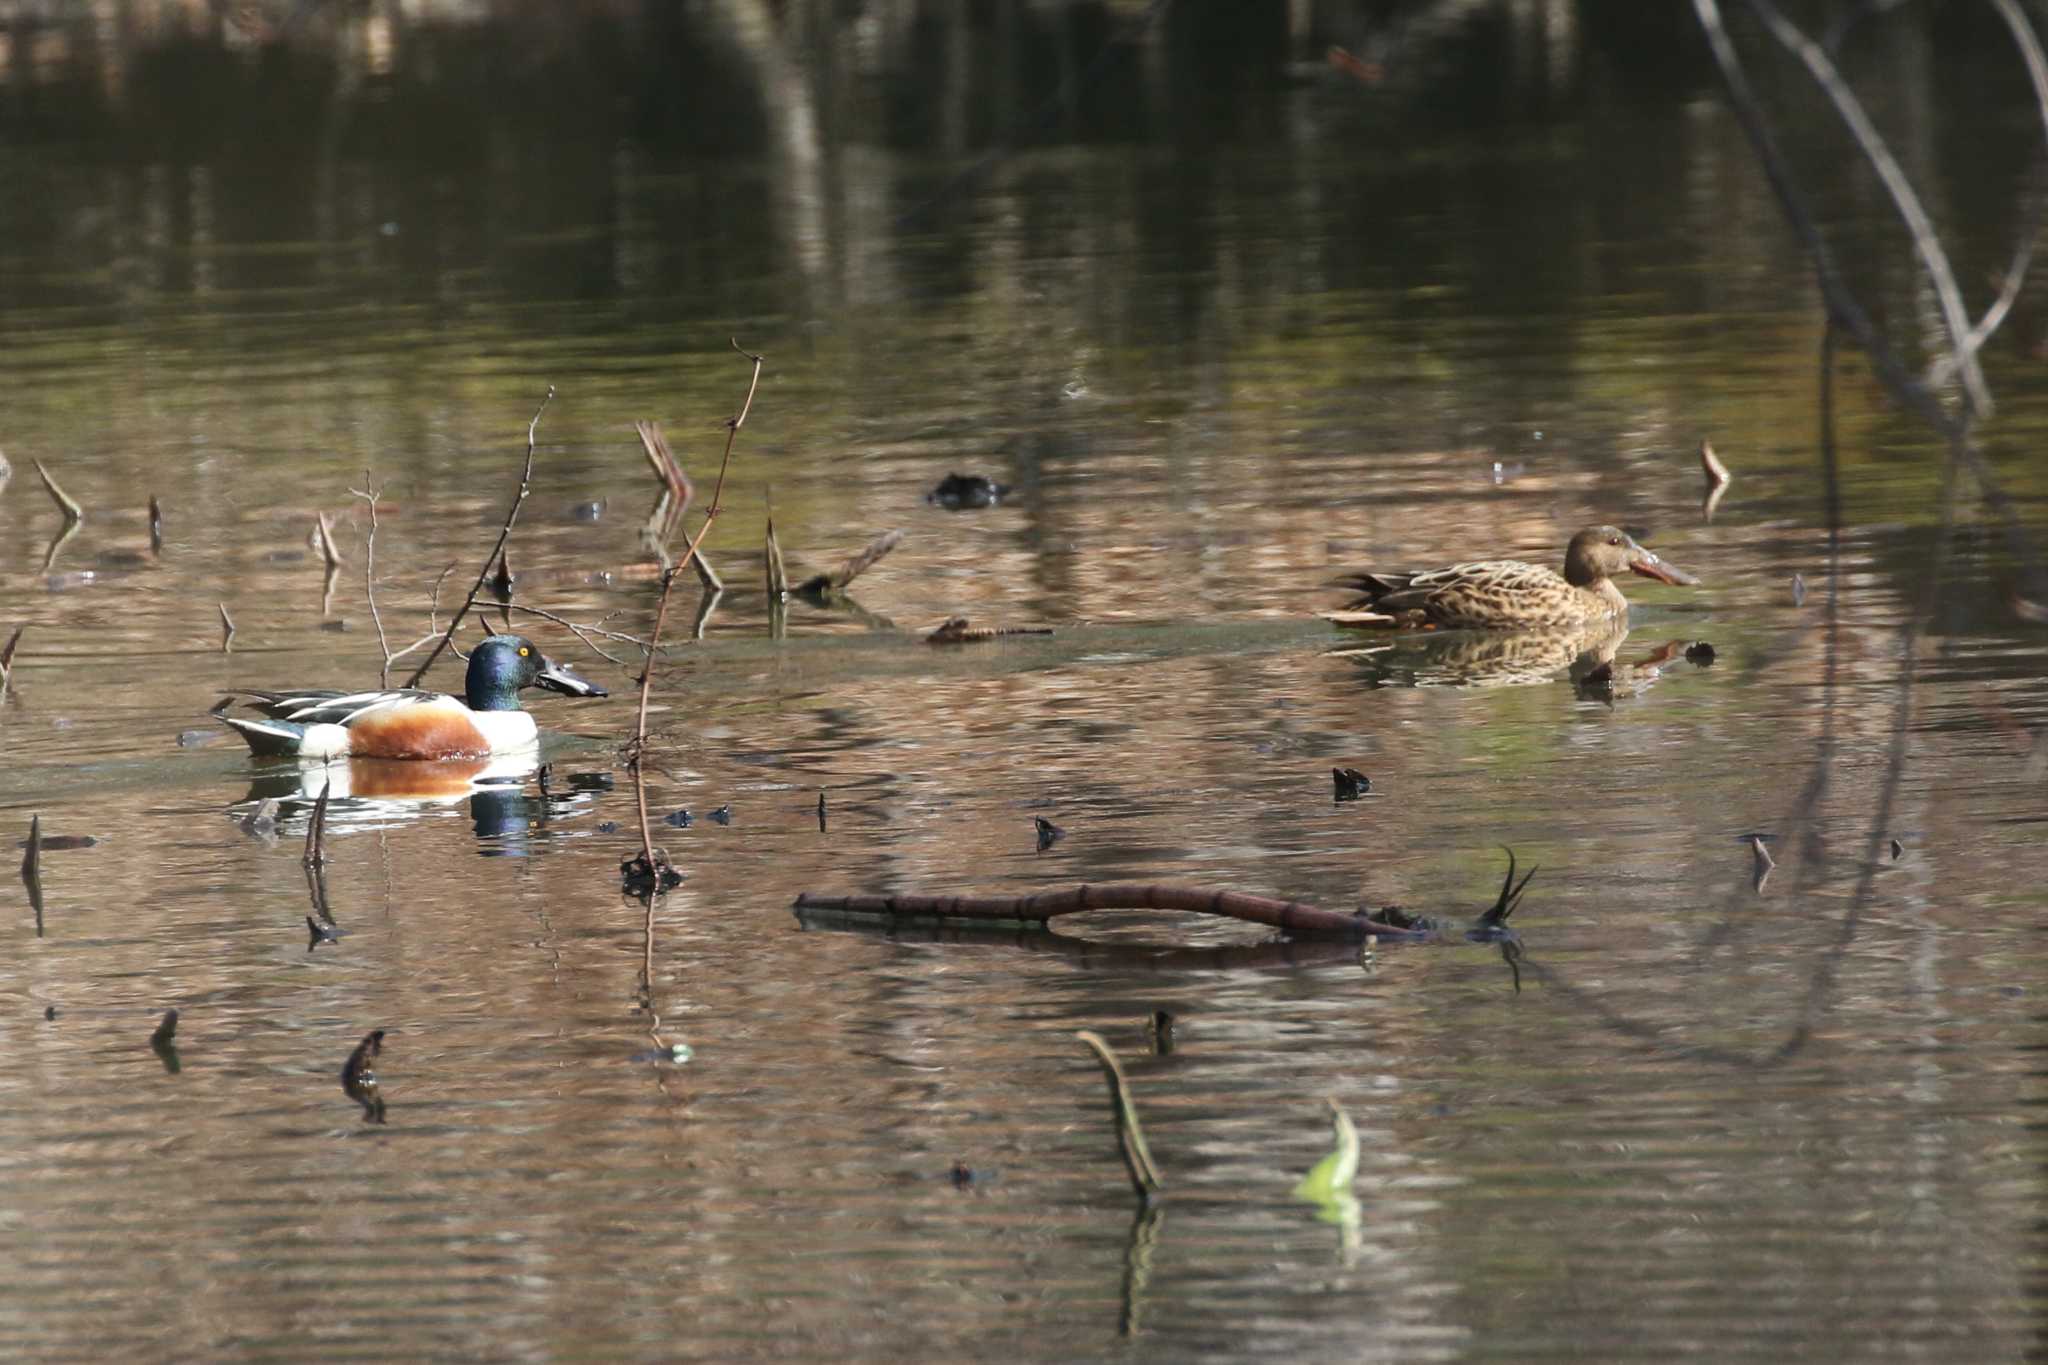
<box><xmin>1329</xmin><ymin>621</ymin><xmax>1680</xmax><ymax>692</ymax></box>
<box><xmin>233</xmin><ymin>753</ymin><xmax>587</xmax><ymax>850</ymax></box>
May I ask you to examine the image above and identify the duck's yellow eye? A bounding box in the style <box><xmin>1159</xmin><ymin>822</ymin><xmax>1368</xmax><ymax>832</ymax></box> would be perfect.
<box><xmin>518</xmin><ymin>646</ymin><xmax>530</xmax><ymax>657</ymax></box>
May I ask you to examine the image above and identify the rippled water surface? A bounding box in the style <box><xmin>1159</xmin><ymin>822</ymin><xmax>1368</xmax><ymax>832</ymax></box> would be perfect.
<box><xmin>1</xmin><ymin>5</ymin><xmax>2044</xmax><ymax>1360</ymax></box>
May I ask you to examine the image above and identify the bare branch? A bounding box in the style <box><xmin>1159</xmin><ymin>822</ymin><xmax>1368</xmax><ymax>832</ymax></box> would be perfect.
<box><xmin>403</xmin><ymin>386</ymin><xmax>553</xmax><ymax>688</ymax></box>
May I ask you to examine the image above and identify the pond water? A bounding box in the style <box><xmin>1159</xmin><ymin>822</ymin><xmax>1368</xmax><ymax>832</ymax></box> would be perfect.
<box><xmin>0</xmin><ymin>4</ymin><xmax>2044</xmax><ymax>1360</ymax></box>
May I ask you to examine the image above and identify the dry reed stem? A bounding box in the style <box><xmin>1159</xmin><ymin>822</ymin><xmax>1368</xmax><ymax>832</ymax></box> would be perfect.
<box><xmin>32</xmin><ymin>460</ymin><xmax>82</xmax><ymax>523</ymax></box>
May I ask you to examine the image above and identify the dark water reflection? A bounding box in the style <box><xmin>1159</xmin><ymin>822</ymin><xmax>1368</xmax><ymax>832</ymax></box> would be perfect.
<box><xmin>0</xmin><ymin>4</ymin><xmax>2044</xmax><ymax>1361</ymax></box>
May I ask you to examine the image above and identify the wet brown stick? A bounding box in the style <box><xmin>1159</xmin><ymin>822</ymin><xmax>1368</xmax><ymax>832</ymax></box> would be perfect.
<box><xmin>793</xmin><ymin>883</ymin><xmax>1392</xmax><ymax>940</ymax></box>
<box><xmin>628</xmin><ymin>341</ymin><xmax>763</xmax><ymax>876</ymax></box>
<box><xmin>796</xmin><ymin>530</ymin><xmax>904</xmax><ymax>597</ymax></box>
<box><xmin>403</xmin><ymin>386</ymin><xmax>554</xmax><ymax>689</ymax></box>
<box><xmin>0</xmin><ymin>624</ymin><xmax>22</xmax><ymax>696</ymax></box>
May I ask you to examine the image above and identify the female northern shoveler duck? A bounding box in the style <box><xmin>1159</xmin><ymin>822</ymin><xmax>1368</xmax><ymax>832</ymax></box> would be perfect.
<box><xmin>1325</xmin><ymin>525</ymin><xmax>1698</xmax><ymax>630</ymax></box>
<box><xmin>218</xmin><ymin>634</ymin><xmax>607</xmax><ymax>760</ymax></box>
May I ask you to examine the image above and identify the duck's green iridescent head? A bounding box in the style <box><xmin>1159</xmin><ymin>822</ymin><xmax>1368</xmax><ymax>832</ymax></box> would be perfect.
<box><xmin>464</xmin><ymin>635</ymin><xmax>608</xmax><ymax>712</ymax></box>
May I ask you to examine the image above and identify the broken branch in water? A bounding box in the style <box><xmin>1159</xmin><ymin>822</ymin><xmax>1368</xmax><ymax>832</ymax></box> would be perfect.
<box><xmin>303</xmin><ymin>779</ymin><xmax>331</xmax><ymax>869</ymax></box>
<box><xmin>796</xmin><ymin>883</ymin><xmax>1397</xmax><ymax>940</ymax></box>
<box><xmin>21</xmin><ymin>815</ymin><xmax>44</xmax><ymax>937</ymax></box>
<box><xmin>795</xmin><ymin>529</ymin><xmax>904</xmax><ymax>599</ymax></box>
<box><xmin>798</xmin><ymin>852</ymin><xmax>1535</xmax><ymax>944</ymax></box>
<box><xmin>623</xmin><ymin>341</ymin><xmax>763</xmax><ymax>891</ymax></box>
<box><xmin>32</xmin><ymin>459</ymin><xmax>83</xmax><ymax>524</ymax></box>
<box><xmin>1076</xmin><ymin>1030</ymin><xmax>1165</xmax><ymax>1198</ymax></box>
<box><xmin>0</xmin><ymin>624</ymin><xmax>22</xmax><ymax>696</ymax></box>
<box><xmin>315</xmin><ymin>511</ymin><xmax>345</xmax><ymax>570</ymax></box>
<box><xmin>403</xmin><ymin>386</ymin><xmax>553</xmax><ymax>688</ymax></box>
<box><xmin>926</xmin><ymin>616</ymin><xmax>1054</xmax><ymax>644</ymax></box>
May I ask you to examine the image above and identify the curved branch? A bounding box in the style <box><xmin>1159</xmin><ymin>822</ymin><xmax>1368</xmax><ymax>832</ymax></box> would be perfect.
<box><xmin>1744</xmin><ymin>0</ymin><xmax>1992</xmax><ymax>414</ymax></box>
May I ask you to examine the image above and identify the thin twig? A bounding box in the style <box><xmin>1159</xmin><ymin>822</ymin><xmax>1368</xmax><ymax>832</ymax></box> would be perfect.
<box><xmin>218</xmin><ymin>603</ymin><xmax>235</xmax><ymax>653</ymax></box>
<box><xmin>315</xmin><ymin>511</ymin><xmax>345</xmax><ymax>570</ymax></box>
<box><xmin>627</xmin><ymin>341</ymin><xmax>763</xmax><ymax>878</ymax></box>
<box><xmin>349</xmin><ymin>473</ymin><xmax>392</xmax><ymax>687</ymax></box>
<box><xmin>404</xmin><ymin>386</ymin><xmax>553</xmax><ymax>688</ymax></box>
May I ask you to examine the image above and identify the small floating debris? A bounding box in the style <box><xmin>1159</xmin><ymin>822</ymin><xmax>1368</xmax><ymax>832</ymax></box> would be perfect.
<box><xmin>1684</xmin><ymin>641</ymin><xmax>1717</xmax><ymax>665</ymax></box>
<box><xmin>148</xmin><ymin>495</ymin><xmax>163</xmax><ymax>552</ymax></box>
<box><xmin>1034</xmin><ymin>815</ymin><xmax>1067</xmax><ymax>852</ymax></box>
<box><xmin>568</xmin><ymin>499</ymin><xmax>606</xmax><ymax>523</ymax></box>
<box><xmin>927</xmin><ymin>473</ymin><xmax>1010</xmax><ymax>510</ymax></box>
<box><xmin>16</xmin><ymin>833</ymin><xmax>95</xmax><ymax>851</ymax></box>
<box><xmin>949</xmin><ymin>1162</ymin><xmax>980</xmax><ymax>1189</ymax></box>
<box><xmin>1699</xmin><ymin>440</ymin><xmax>1731</xmax><ymax>487</ymax></box>
<box><xmin>46</xmin><ymin>571</ymin><xmax>97</xmax><ymax>592</ymax></box>
<box><xmin>708</xmin><ymin>804</ymin><xmax>731</xmax><ymax>826</ymax></box>
<box><xmin>218</xmin><ymin>603</ymin><xmax>235</xmax><ymax>652</ymax></box>
<box><xmin>1890</xmin><ymin>838</ymin><xmax>1904</xmax><ymax>861</ymax></box>
<box><xmin>1739</xmin><ymin>833</ymin><xmax>1777</xmax><ymax>894</ymax></box>
<box><xmin>43</xmin><ymin>1005</ymin><xmax>56</xmax><ymax>1021</ymax></box>
<box><xmin>1293</xmin><ymin>1097</ymin><xmax>1360</xmax><ymax>1203</ymax></box>
<box><xmin>150</xmin><ymin>1009</ymin><xmax>181</xmax><ymax>1073</ymax></box>
<box><xmin>619</xmin><ymin>851</ymin><xmax>684</xmax><ymax>894</ymax></box>
<box><xmin>596</xmin><ymin>820</ymin><xmax>618</xmax><ymax>834</ymax></box>
<box><xmin>1332</xmin><ymin>768</ymin><xmax>1371</xmax><ymax>802</ymax></box>
<box><xmin>236</xmin><ymin>799</ymin><xmax>280</xmax><ymax>838</ymax></box>
<box><xmin>1145</xmin><ymin>1009</ymin><xmax>1175</xmax><ymax>1056</ymax></box>
<box><xmin>319</xmin><ymin>619</ymin><xmax>350</xmax><ymax>633</ymax></box>
<box><xmin>1791</xmin><ymin>573</ymin><xmax>1807</xmax><ymax>607</ymax></box>
<box><xmin>817</xmin><ymin>789</ymin><xmax>828</xmax><ymax>833</ymax></box>
<box><xmin>341</xmin><ymin>1029</ymin><xmax>386</xmax><ymax>1123</ymax></box>
<box><xmin>926</xmin><ymin>616</ymin><xmax>1054</xmax><ymax>644</ymax></box>
<box><xmin>664</xmin><ymin>809</ymin><xmax>693</xmax><ymax>828</ymax></box>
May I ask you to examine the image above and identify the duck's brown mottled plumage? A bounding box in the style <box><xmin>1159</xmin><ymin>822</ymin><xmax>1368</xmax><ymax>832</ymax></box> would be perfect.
<box><xmin>1326</xmin><ymin>526</ymin><xmax>1698</xmax><ymax>631</ymax></box>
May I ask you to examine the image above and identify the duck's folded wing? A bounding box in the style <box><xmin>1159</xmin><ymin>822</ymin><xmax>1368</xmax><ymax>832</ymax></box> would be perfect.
<box><xmin>225</xmin><ymin>688</ymin><xmax>441</xmax><ymax>726</ymax></box>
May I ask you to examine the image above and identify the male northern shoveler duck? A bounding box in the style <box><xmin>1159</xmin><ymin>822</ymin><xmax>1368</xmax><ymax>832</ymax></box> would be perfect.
<box><xmin>1324</xmin><ymin>525</ymin><xmax>1699</xmax><ymax>630</ymax></box>
<box><xmin>217</xmin><ymin>634</ymin><xmax>607</xmax><ymax>760</ymax></box>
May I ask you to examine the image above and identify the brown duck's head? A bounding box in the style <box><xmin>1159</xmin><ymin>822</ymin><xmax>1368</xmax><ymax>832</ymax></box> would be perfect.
<box><xmin>1564</xmin><ymin>526</ymin><xmax>1699</xmax><ymax>589</ymax></box>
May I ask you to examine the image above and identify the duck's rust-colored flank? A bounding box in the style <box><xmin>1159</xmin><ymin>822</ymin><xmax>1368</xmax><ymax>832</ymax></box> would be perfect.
<box><xmin>1324</xmin><ymin>525</ymin><xmax>1698</xmax><ymax>630</ymax></box>
<box><xmin>343</xmin><ymin>702</ymin><xmax>493</xmax><ymax>760</ymax></box>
